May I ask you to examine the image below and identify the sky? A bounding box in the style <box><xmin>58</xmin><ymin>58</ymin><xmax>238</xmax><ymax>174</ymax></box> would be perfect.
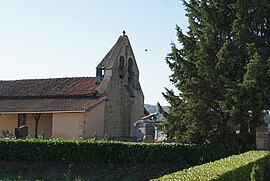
<box><xmin>0</xmin><ymin>0</ymin><xmax>188</xmax><ymax>106</ymax></box>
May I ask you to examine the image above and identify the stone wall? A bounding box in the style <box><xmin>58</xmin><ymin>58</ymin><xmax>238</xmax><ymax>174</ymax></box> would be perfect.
<box><xmin>102</xmin><ymin>37</ymin><xmax>144</xmax><ymax>138</ymax></box>
<box><xmin>256</xmin><ymin>126</ymin><xmax>269</xmax><ymax>150</ymax></box>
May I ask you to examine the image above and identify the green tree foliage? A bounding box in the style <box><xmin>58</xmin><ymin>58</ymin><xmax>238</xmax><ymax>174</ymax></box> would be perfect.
<box><xmin>159</xmin><ymin>0</ymin><xmax>270</xmax><ymax>144</ymax></box>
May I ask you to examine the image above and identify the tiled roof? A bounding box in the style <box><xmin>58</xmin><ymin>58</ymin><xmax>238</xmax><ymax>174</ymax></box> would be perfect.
<box><xmin>0</xmin><ymin>77</ymin><xmax>98</xmax><ymax>98</ymax></box>
<box><xmin>0</xmin><ymin>96</ymin><xmax>107</xmax><ymax>113</ymax></box>
<box><xmin>0</xmin><ymin>77</ymin><xmax>107</xmax><ymax>113</ymax></box>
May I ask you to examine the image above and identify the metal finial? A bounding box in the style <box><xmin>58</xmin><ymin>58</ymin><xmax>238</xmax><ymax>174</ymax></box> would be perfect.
<box><xmin>122</xmin><ymin>30</ymin><xmax>126</xmax><ymax>36</ymax></box>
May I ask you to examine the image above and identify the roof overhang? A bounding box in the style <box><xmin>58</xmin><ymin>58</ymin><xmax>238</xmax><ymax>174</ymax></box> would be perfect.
<box><xmin>0</xmin><ymin>96</ymin><xmax>108</xmax><ymax>115</ymax></box>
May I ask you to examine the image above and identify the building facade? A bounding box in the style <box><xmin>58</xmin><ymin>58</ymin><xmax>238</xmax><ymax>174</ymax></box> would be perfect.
<box><xmin>0</xmin><ymin>34</ymin><xmax>144</xmax><ymax>139</ymax></box>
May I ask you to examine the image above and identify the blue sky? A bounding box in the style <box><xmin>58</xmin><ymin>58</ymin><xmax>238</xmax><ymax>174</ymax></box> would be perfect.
<box><xmin>0</xmin><ymin>0</ymin><xmax>188</xmax><ymax>106</ymax></box>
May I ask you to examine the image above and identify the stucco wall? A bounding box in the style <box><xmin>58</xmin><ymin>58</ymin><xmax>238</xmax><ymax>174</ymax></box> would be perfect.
<box><xmin>52</xmin><ymin>113</ymin><xmax>84</xmax><ymax>139</ymax></box>
<box><xmin>0</xmin><ymin>114</ymin><xmax>17</xmax><ymax>136</ymax></box>
<box><xmin>39</xmin><ymin>114</ymin><xmax>52</xmax><ymax>138</ymax></box>
<box><xmin>52</xmin><ymin>102</ymin><xmax>105</xmax><ymax>139</ymax></box>
<box><xmin>25</xmin><ymin>113</ymin><xmax>52</xmax><ymax>138</ymax></box>
<box><xmin>84</xmin><ymin>101</ymin><xmax>105</xmax><ymax>138</ymax></box>
<box><xmin>0</xmin><ymin>113</ymin><xmax>52</xmax><ymax>138</ymax></box>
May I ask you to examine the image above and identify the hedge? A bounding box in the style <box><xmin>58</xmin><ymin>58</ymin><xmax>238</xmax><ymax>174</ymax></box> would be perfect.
<box><xmin>154</xmin><ymin>150</ymin><xmax>270</xmax><ymax>181</ymax></box>
<box><xmin>0</xmin><ymin>138</ymin><xmax>239</xmax><ymax>164</ymax></box>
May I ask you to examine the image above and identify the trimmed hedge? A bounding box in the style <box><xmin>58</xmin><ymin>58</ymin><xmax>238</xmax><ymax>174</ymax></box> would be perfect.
<box><xmin>154</xmin><ymin>150</ymin><xmax>270</xmax><ymax>181</ymax></box>
<box><xmin>0</xmin><ymin>138</ymin><xmax>239</xmax><ymax>164</ymax></box>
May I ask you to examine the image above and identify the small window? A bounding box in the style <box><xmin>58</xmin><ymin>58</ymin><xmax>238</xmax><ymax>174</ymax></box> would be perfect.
<box><xmin>119</xmin><ymin>56</ymin><xmax>125</xmax><ymax>78</ymax></box>
<box><xmin>96</xmin><ymin>68</ymin><xmax>104</xmax><ymax>83</ymax></box>
<box><xmin>128</xmin><ymin>58</ymin><xmax>133</xmax><ymax>81</ymax></box>
<box><xmin>125</xmin><ymin>45</ymin><xmax>129</xmax><ymax>54</ymax></box>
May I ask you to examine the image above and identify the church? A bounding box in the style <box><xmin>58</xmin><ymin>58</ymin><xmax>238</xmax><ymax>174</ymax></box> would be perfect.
<box><xmin>0</xmin><ymin>33</ymin><xmax>145</xmax><ymax>140</ymax></box>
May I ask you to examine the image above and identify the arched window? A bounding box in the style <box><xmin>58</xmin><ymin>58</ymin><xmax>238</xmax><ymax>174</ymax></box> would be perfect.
<box><xmin>128</xmin><ymin>58</ymin><xmax>133</xmax><ymax>81</ymax></box>
<box><xmin>119</xmin><ymin>56</ymin><xmax>125</xmax><ymax>78</ymax></box>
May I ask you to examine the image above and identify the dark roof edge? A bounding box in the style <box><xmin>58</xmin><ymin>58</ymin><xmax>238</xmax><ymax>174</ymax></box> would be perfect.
<box><xmin>0</xmin><ymin>96</ymin><xmax>108</xmax><ymax>114</ymax></box>
<box><xmin>0</xmin><ymin>110</ymin><xmax>86</xmax><ymax>114</ymax></box>
<box><xmin>85</xmin><ymin>96</ymin><xmax>108</xmax><ymax>112</ymax></box>
<box><xmin>0</xmin><ymin>76</ymin><xmax>96</xmax><ymax>82</ymax></box>
<box><xmin>0</xmin><ymin>94</ymin><xmax>100</xmax><ymax>99</ymax></box>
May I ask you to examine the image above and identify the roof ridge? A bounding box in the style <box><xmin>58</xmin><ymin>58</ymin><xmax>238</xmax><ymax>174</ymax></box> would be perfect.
<box><xmin>0</xmin><ymin>94</ymin><xmax>99</xmax><ymax>99</ymax></box>
<box><xmin>0</xmin><ymin>76</ymin><xmax>96</xmax><ymax>82</ymax></box>
<box><xmin>0</xmin><ymin>77</ymin><xmax>100</xmax><ymax>98</ymax></box>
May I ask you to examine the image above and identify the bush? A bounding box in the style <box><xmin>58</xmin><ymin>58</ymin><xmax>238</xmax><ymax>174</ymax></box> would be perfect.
<box><xmin>0</xmin><ymin>138</ymin><xmax>239</xmax><ymax>164</ymax></box>
<box><xmin>154</xmin><ymin>151</ymin><xmax>270</xmax><ymax>181</ymax></box>
<box><xmin>250</xmin><ymin>164</ymin><xmax>263</xmax><ymax>181</ymax></box>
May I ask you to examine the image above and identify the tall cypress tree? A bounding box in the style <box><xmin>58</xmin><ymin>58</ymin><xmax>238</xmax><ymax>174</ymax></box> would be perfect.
<box><xmin>159</xmin><ymin>0</ymin><xmax>270</xmax><ymax>144</ymax></box>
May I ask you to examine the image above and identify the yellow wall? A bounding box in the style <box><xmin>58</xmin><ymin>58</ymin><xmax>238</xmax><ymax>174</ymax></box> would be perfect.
<box><xmin>39</xmin><ymin>114</ymin><xmax>52</xmax><ymax>138</ymax></box>
<box><xmin>25</xmin><ymin>114</ymin><xmax>52</xmax><ymax>138</ymax></box>
<box><xmin>0</xmin><ymin>113</ymin><xmax>52</xmax><ymax>138</ymax></box>
<box><xmin>52</xmin><ymin>112</ymin><xmax>84</xmax><ymax>139</ymax></box>
<box><xmin>0</xmin><ymin>114</ymin><xmax>17</xmax><ymax>136</ymax></box>
<box><xmin>52</xmin><ymin>102</ymin><xmax>105</xmax><ymax>139</ymax></box>
<box><xmin>84</xmin><ymin>101</ymin><xmax>105</xmax><ymax>138</ymax></box>
<box><xmin>0</xmin><ymin>102</ymin><xmax>105</xmax><ymax>139</ymax></box>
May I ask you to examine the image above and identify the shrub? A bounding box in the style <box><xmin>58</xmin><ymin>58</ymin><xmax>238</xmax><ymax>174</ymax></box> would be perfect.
<box><xmin>250</xmin><ymin>164</ymin><xmax>263</xmax><ymax>181</ymax></box>
<box><xmin>0</xmin><ymin>138</ymin><xmax>239</xmax><ymax>164</ymax></box>
<box><xmin>154</xmin><ymin>151</ymin><xmax>270</xmax><ymax>181</ymax></box>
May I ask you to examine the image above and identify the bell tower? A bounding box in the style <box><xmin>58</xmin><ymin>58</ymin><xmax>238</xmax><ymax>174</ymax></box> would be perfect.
<box><xmin>95</xmin><ymin>33</ymin><xmax>144</xmax><ymax>139</ymax></box>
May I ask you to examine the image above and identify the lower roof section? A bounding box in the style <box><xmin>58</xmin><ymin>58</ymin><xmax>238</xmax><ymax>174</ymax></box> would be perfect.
<box><xmin>0</xmin><ymin>96</ymin><xmax>107</xmax><ymax>114</ymax></box>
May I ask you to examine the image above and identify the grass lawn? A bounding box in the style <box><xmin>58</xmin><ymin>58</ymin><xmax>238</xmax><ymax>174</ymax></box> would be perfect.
<box><xmin>0</xmin><ymin>161</ymin><xmax>188</xmax><ymax>181</ymax></box>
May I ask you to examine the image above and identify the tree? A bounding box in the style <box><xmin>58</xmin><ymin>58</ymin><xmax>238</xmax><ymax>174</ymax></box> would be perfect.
<box><xmin>159</xmin><ymin>0</ymin><xmax>270</xmax><ymax>144</ymax></box>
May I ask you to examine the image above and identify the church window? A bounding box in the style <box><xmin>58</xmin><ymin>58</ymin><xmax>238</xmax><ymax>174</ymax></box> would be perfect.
<box><xmin>119</xmin><ymin>56</ymin><xmax>125</xmax><ymax>78</ymax></box>
<box><xmin>128</xmin><ymin>58</ymin><xmax>133</xmax><ymax>81</ymax></box>
<box><xmin>96</xmin><ymin>67</ymin><xmax>104</xmax><ymax>83</ymax></box>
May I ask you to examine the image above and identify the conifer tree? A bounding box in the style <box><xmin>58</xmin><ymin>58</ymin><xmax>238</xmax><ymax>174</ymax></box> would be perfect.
<box><xmin>159</xmin><ymin>0</ymin><xmax>270</xmax><ymax>144</ymax></box>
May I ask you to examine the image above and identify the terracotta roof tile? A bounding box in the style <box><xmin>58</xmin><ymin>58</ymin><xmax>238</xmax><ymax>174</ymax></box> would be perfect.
<box><xmin>0</xmin><ymin>77</ymin><xmax>107</xmax><ymax>113</ymax></box>
<box><xmin>0</xmin><ymin>96</ymin><xmax>107</xmax><ymax>113</ymax></box>
<box><xmin>0</xmin><ymin>77</ymin><xmax>98</xmax><ymax>98</ymax></box>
